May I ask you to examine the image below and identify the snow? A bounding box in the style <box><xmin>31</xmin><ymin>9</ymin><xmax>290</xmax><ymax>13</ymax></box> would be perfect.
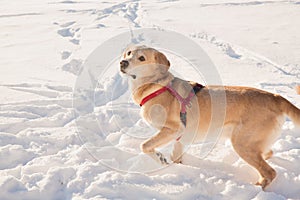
<box><xmin>1</xmin><ymin>0</ymin><xmax>300</xmax><ymax>199</ymax></box>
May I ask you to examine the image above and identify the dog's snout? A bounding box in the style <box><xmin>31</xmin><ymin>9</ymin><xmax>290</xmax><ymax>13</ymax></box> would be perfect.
<box><xmin>120</xmin><ymin>60</ymin><xmax>129</xmax><ymax>69</ymax></box>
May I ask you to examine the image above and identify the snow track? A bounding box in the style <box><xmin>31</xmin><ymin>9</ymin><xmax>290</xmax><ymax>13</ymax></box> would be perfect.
<box><xmin>0</xmin><ymin>0</ymin><xmax>299</xmax><ymax>199</ymax></box>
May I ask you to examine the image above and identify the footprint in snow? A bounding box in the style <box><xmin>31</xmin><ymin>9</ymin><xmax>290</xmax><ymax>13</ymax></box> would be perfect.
<box><xmin>62</xmin><ymin>59</ymin><xmax>82</xmax><ymax>75</ymax></box>
<box><xmin>57</xmin><ymin>27</ymin><xmax>77</xmax><ymax>38</ymax></box>
<box><xmin>55</xmin><ymin>21</ymin><xmax>81</xmax><ymax>45</ymax></box>
<box><xmin>70</xmin><ymin>38</ymin><xmax>80</xmax><ymax>45</ymax></box>
<box><xmin>61</xmin><ymin>51</ymin><xmax>71</xmax><ymax>60</ymax></box>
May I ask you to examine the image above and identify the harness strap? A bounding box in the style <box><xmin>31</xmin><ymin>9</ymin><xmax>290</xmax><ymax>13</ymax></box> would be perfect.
<box><xmin>139</xmin><ymin>81</ymin><xmax>204</xmax><ymax>141</ymax></box>
<box><xmin>140</xmin><ymin>87</ymin><xmax>168</xmax><ymax>107</ymax></box>
<box><xmin>165</xmin><ymin>84</ymin><xmax>195</xmax><ymax>113</ymax></box>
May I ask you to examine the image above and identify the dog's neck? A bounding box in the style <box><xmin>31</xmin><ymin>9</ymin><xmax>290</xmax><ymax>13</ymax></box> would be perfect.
<box><xmin>129</xmin><ymin>71</ymin><xmax>174</xmax><ymax>105</ymax></box>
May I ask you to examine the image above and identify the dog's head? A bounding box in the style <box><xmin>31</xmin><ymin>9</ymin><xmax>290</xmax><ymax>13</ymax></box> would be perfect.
<box><xmin>120</xmin><ymin>46</ymin><xmax>170</xmax><ymax>79</ymax></box>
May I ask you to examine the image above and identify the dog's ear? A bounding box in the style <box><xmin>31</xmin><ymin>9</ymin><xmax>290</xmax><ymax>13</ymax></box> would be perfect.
<box><xmin>155</xmin><ymin>51</ymin><xmax>170</xmax><ymax>70</ymax></box>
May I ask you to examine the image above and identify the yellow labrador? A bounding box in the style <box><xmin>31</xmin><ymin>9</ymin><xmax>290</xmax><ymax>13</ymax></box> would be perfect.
<box><xmin>119</xmin><ymin>45</ymin><xmax>300</xmax><ymax>189</ymax></box>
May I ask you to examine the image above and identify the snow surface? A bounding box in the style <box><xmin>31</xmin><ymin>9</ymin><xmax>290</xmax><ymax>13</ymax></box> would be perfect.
<box><xmin>1</xmin><ymin>0</ymin><xmax>300</xmax><ymax>199</ymax></box>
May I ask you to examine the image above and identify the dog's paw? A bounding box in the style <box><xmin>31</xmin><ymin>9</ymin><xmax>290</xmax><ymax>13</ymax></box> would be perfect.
<box><xmin>155</xmin><ymin>152</ymin><xmax>169</xmax><ymax>165</ymax></box>
<box><xmin>170</xmin><ymin>154</ymin><xmax>182</xmax><ymax>164</ymax></box>
<box><xmin>255</xmin><ymin>177</ymin><xmax>272</xmax><ymax>190</ymax></box>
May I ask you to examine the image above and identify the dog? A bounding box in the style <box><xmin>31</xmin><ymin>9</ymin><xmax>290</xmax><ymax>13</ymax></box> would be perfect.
<box><xmin>119</xmin><ymin>45</ymin><xmax>300</xmax><ymax>189</ymax></box>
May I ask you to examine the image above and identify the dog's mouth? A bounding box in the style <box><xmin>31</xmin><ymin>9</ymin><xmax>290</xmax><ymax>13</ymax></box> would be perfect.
<box><xmin>120</xmin><ymin>68</ymin><xmax>136</xmax><ymax>79</ymax></box>
<box><xmin>120</xmin><ymin>68</ymin><xmax>126</xmax><ymax>74</ymax></box>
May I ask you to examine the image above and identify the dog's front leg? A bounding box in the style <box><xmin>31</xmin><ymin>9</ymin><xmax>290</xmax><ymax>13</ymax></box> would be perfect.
<box><xmin>150</xmin><ymin>152</ymin><xmax>169</xmax><ymax>165</ymax></box>
<box><xmin>141</xmin><ymin>127</ymin><xmax>175</xmax><ymax>165</ymax></box>
<box><xmin>171</xmin><ymin>141</ymin><xmax>183</xmax><ymax>164</ymax></box>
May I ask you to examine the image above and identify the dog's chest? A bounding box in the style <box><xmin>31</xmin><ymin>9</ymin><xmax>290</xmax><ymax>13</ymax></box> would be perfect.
<box><xmin>141</xmin><ymin>104</ymin><xmax>168</xmax><ymax>129</ymax></box>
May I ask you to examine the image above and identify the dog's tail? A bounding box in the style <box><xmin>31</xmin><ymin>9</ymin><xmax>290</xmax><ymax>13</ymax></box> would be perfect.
<box><xmin>280</xmin><ymin>95</ymin><xmax>300</xmax><ymax>126</ymax></box>
<box><xmin>296</xmin><ymin>85</ymin><xmax>300</xmax><ymax>95</ymax></box>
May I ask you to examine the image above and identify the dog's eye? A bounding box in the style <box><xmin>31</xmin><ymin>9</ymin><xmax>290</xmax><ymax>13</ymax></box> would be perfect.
<box><xmin>138</xmin><ymin>56</ymin><xmax>145</xmax><ymax>62</ymax></box>
<box><xmin>127</xmin><ymin>51</ymin><xmax>131</xmax><ymax>56</ymax></box>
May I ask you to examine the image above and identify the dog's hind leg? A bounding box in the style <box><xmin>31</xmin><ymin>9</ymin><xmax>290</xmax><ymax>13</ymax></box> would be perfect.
<box><xmin>263</xmin><ymin>150</ymin><xmax>273</xmax><ymax>160</ymax></box>
<box><xmin>141</xmin><ymin>127</ymin><xmax>176</xmax><ymax>165</ymax></box>
<box><xmin>231</xmin><ymin>129</ymin><xmax>276</xmax><ymax>190</ymax></box>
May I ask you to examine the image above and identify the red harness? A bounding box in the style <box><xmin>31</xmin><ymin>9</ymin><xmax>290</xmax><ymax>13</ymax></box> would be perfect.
<box><xmin>139</xmin><ymin>82</ymin><xmax>204</xmax><ymax>141</ymax></box>
<box><xmin>140</xmin><ymin>87</ymin><xmax>168</xmax><ymax>107</ymax></box>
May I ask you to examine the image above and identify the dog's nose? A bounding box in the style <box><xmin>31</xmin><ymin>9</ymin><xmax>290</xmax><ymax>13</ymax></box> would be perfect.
<box><xmin>120</xmin><ymin>60</ymin><xmax>129</xmax><ymax>70</ymax></box>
